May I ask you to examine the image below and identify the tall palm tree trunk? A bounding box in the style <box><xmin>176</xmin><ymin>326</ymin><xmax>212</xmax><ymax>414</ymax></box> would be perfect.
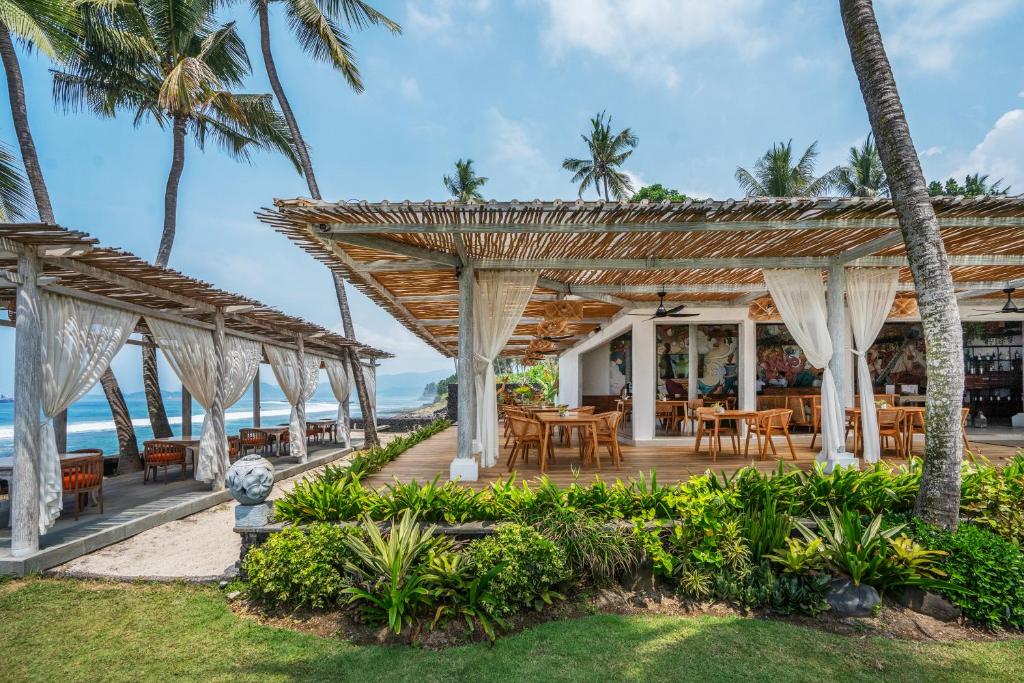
<box><xmin>840</xmin><ymin>0</ymin><xmax>964</xmax><ymax>529</ymax></box>
<box><xmin>142</xmin><ymin>115</ymin><xmax>188</xmax><ymax>439</ymax></box>
<box><xmin>2</xmin><ymin>21</ymin><xmax>140</xmax><ymax>462</ymax></box>
<box><xmin>103</xmin><ymin>368</ymin><xmax>141</xmax><ymax>471</ymax></box>
<box><xmin>257</xmin><ymin>1</ymin><xmax>378</xmax><ymax>446</ymax></box>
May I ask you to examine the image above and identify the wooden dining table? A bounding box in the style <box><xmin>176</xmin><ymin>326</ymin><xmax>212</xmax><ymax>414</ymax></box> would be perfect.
<box><xmin>252</xmin><ymin>426</ymin><xmax>290</xmax><ymax>455</ymax></box>
<box><xmin>844</xmin><ymin>406</ymin><xmax>922</xmax><ymax>457</ymax></box>
<box><xmin>694</xmin><ymin>409</ymin><xmax>758</xmax><ymax>459</ymax></box>
<box><xmin>536</xmin><ymin>411</ymin><xmax>602</xmax><ymax>472</ymax></box>
<box><xmin>308</xmin><ymin>418</ymin><xmax>337</xmax><ymax>443</ymax></box>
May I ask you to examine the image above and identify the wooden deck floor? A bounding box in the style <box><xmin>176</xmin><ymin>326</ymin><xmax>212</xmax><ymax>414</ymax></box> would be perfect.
<box><xmin>362</xmin><ymin>427</ymin><xmax>1024</xmax><ymax>490</ymax></box>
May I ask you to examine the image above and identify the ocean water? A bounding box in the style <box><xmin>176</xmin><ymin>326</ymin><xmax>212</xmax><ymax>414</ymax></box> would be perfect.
<box><xmin>0</xmin><ymin>391</ymin><xmax>429</xmax><ymax>457</ymax></box>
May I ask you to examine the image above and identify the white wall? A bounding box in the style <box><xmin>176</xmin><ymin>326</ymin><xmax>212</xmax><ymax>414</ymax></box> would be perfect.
<box><xmin>581</xmin><ymin>343</ymin><xmax>610</xmax><ymax>395</ymax></box>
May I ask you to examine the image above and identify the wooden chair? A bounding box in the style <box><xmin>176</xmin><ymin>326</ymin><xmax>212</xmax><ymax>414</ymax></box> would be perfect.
<box><xmin>62</xmin><ymin>450</ymin><xmax>104</xmax><ymax>520</ymax></box>
<box><xmin>686</xmin><ymin>398</ymin><xmax>705</xmax><ymax>435</ymax></box>
<box><xmin>228</xmin><ymin>435</ymin><xmax>240</xmax><ymax>462</ymax></box>
<box><xmin>877</xmin><ymin>408</ymin><xmax>905</xmax><ymax>456</ymax></box>
<box><xmin>904</xmin><ymin>409</ymin><xmax>925</xmax><ymax>457</ymax></box>
<box><xmin>693</xmin><ymin>407</ymin><xmax>739</xmax><ymax>462</ymax></box>
<box><xmin>655</xmin><ymin>401</ymin><xmax>674</xmax><ymax>432</ymax></box>
<box><xmin>744</xmin><ymin>409</ymin><xmax>796</xmax><ymax>460</ymax></box>
<box><xmin>559</xmin><ymin>406</ymin><xmax>595</xmax><ymax>446</ymax></box>
<box><xmin>506</xmin><ymin>414</ymin><xmax>544</xmax><ymax>471</ymax></box>
<box><xmin>142</xmin><ymin>440</ymin><xmax>188</xmax><ymax>484</ymax></box>
<box><xmin>239</xmin><ymin>428</ymin><xmax>268</xmax><ymax>456</ymax></box>
<box><xmin>669</xmin><ymin>401</ymin><xmax>690</xmax><ymax>435</ymax></box>
<box><xmin>586</xmin><ymin>411</ymin><xmax>623</xmax><ymax>469</ymax></box>
<box><xmin>961</xmin><ymin>407</ymin><xmax>973</xmax><ymax>454</ymax></box>
<box><xmin>503</xmin><ymin>406</ymin><xmax>524</xmax><ymax>447</ymax></box>
<box><xmin>809</xmin><ymin>395</ymin><xmax>822</xmax><ymax>449</ymax></box>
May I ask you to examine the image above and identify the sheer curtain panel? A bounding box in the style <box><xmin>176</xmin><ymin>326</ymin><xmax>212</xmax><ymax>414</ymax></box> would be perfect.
<box><xmin>762</xmin><ymin>269</ymin><xmax>846</xmax><ymax>462</ymax></box>
<box><xmin>324</xmin><ymin>357</ymin><xmax>352</xmax><ymax>447</ymax></box>
<box><xmin>846</xmin><ymin>268</ymin><xmax>900</xmax><ymax>463</ymax></box>
<box><xmin>40</xmin><ymin>294</ymin><xmax>137</xmax><ymax>531</ymax></box>
<box><xmin>472</xmin><ymin>271</ymin><xmax>538</xmax><ymax>467</ymax></box>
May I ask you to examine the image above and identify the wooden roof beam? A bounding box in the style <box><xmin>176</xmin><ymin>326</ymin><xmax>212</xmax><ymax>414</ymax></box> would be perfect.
<box><xmin>468</xmin><ymin>255</ymin><xmax>1024</xmax><ymax>270</ymax></box>
<box><xmin>351</xmin><ymin>259</ymin><xmax>450</xmax><ymax>272</ymax></box>
<box><xmin>45</xmin><ymin>256</ymin><xmax>216</xmax><ymax>312</ymax></box>
<box><xmin>327</xmin><ymin>233</ymin><xmax>460</xmax><ymax>267</ymax></box>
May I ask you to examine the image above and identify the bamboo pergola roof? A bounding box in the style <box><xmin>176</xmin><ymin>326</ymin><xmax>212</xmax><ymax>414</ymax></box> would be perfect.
<box><xmin>256</xmin><ymin>195</ymin><xmax>1024</xmax><ymax>357</ymax></box>
<box><xmin>0</xmin><ymin>223</ymin><xmax>391</xmax><ymax>362</ymax></box>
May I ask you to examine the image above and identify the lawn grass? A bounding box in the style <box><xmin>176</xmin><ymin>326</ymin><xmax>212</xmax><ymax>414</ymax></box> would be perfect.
<box><xmin>1</xmin><ymin>578</ymin><xmax>1023</xmax><ymax>682</ymax></box>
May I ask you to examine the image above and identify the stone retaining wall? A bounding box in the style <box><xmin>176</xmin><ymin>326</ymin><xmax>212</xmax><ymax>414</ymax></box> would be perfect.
<box><xmin>351</xmin><ymin>416</ymin><xmax>439</xmax><ymax>432</ymax></box>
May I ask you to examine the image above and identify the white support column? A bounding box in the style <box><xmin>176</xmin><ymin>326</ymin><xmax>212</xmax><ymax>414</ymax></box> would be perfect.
<box><xmin>11</xmin><ymin>249</ymin><xmax>42</xmax><ymax>556</ymax></box>
<box><xmin>827</xmin><ymin>262</ymin><xmax>856</xmax><ymax>468</ymax></box>
<box><xmin>739</xmin><ymin>317</ymin><xmax>756</xmax><ymax>412</ymax></box>
<box><xmin>632</xmin><ymin>319</ymin><xmax>656</xmax><ymax>442</ymax></box>
<box><xmin>557</xmin><ymin>350</ymin><xmax>580</xmax><ymax>407</ymax></box>
<box><xmin>688</xmin><ymin>324</ymin><xmax>698</xmax><ymax>402</ymax></box>
<box><xmin>181</xmin><ymin>387</ymin><xmax>192</xmax><ymax>439</ymax></box>
<box><xmin>210</xmin><ymin>309</ymin><xmax>228</xmax><ymax>488</ymax></box>
<box><xmin>252</xmin><ymin>366</ymin><xmax>261</xmax><ymax>428</ymax></box>
<box><xmin>294</xmin><ymin>333</ymin><xmax>307</xmax><ymax>463</ymax></box>
<box><xmin>451</xmin><ymin>264</ymin><xmax>479</xmax><ymax>481</ymax></box>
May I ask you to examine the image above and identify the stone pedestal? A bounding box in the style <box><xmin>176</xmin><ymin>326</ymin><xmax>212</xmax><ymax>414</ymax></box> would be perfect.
<box><xmin>449</xmin><ymin>456</ymin><xmax>478</xmax><ymax>482</ymax></box>
<box><xmin>234</xmin><ymin>501</ymin><xmax>275</xmax><ymax>528</ymax></box>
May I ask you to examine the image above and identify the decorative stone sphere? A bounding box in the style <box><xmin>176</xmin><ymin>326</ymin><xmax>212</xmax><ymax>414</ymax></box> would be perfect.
<box><xmin>226</xmin><ymin>454</ymin><xmax>275</xmax><ymax>505</ymax></box>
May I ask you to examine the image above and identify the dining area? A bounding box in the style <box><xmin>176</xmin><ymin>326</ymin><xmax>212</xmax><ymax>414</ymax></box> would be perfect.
<box><xmin>502</xmin><ymin>404</ymin><xmax>622</xmax><ymax>473</ymax></box>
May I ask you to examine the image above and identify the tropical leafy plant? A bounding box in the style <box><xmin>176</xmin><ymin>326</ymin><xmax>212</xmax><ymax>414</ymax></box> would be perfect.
<box><xmin>629</xmin><ymin>183</ymin><xmax>688</xmax><ymax>202</ymax></box>
<box><xmin>530</xmin><ymin>506</ymin><xmax>639</xmax><ymax>584</ymax></box>
<box><xmin>741</xmin><ymin>491</ymin><xmax>793</xmax><ymax>562</ymax></box>
<box><xmin>342</xmin><ymin>512</ymin><xmax>447</xmax><ymax>634</ymax></box>
<box><xmin>429</xmin><ymin>552</ymin><xmax>506</xmax><ymax>642</ymax></box>
<box><xmin>562</xmin><ymin>110</ymin><xmax>637</xmax><ymax>200</ymax></box>
<box><xmin>443</xmin><ymin>158</ymin><xmax>487</xmax><ymax>202</ymax></box>
<box><xmin>735</xmin><ymin>140</ymin><xmax>842</xmax><ymax>197</ymax></box>
<box><xmin>960</xmin><ymin>454</ymin><xmax>1024</xmax><ymax>544</ymax></box>
<box><xmin>927</xmin><ymin>173</ymin><xmax>1011</xmax><ymax>197</ymax></box>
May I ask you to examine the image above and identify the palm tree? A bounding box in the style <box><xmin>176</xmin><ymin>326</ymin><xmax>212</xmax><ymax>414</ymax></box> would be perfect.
<box><xmin>0</xmin><ymin>0</ymin><xmax>137</xmax><ymax>460</ymax></box>
<box><xmin>244</xmin><ymin>0</ymin><xmax>399</xmax><ymax>446</ymax></box>
<box><xmin>735</xmin><ymin>140</ymin><xmax>842</xmax><ymax>197</ymax></box>
<box><xmin>840</xmin><ymin>0</ymin><xmax>964</xmax><ymax>529</ymax></box>
<box><xmin>836</xmin><ymin>133</ymin><xmax>888</xmax><ymax>197</ymax></box>
<box><xmin>443</xmin><ymin>159</ymin><xmax>487</xmax><ymax>202</ymax></box>
<box><xmin>55</xmin><ymin>0</ymin><xmax>298</xmax><ymax>454</ymax></box>
<box><xmin>562</xmin><ymin>111</ymin><xmax>638</xmax><ymax>200</ymax></box>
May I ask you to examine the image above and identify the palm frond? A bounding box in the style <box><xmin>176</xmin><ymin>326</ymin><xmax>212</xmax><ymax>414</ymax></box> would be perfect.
<box><xmin>0</xmin><ymin>0</ymin><xmax>78</xmax><ymax>59</ymax></box>
<box><xmin>323</xmin><ymin>0</ymin><xmax>401</xmax><ymax>33</ymax></box>
<box><xmin>734</xmin><ymin>167</ymin><xmax>766</xmax><ymax>196</ymax></box>
<box><xmin>0</xmin><ymin>141</ymin><xmax>33</xmax><ymax>221</ymax></box>
<box><xmin>285</xmin><ymin>0</ymin><xmax>361</xmax><ymax>91</ymax></box>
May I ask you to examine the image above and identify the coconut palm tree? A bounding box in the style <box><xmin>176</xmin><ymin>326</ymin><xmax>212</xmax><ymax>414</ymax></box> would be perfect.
<box><xmin>0</xmin><ymin>0</ymin><xmax>138</xmax><ymax>460</ymax></box>
<box><xmin>840</xmin><ymin>0</ymin><xmax>964</xmax><ymax>529</ymax></box>
<box><xmin>836</xmin><ymin>133</ymin><xmax>888</xmax><ymax>197</ymax></box>
<box><xmin>54</xmin><ymin>0</ymin><xmax>298</xmax><ymax>450</ymax></box>
<box><xmin>443</xmin><ymin>159</ymin><xmax>487</xmax><ymax>202</ymax></box>
<box><xmin>562</xmin><ymin>111</ymin><xmax>638</xmax><ymax>201</ymax></box>
<box><xmin>735</xmin><ymin>140</ymin><xmax>842</xmax><ymax>197</ymax></box>
<box><xmin>242</xmin><ymin>0</ymin><xmax>399</xmax><ymax>446</ymax></box>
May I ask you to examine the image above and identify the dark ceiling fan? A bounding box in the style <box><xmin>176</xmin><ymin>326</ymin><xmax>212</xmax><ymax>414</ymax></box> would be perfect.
<box><xmin>978</xmin><ymin>287</ymin><xmax>1021</xmax><ymax>315</ymax></box>
<box><xmin>629</xmin><ymin>289</ymin><xmax>699</xmax><ymax>321</ymax></box>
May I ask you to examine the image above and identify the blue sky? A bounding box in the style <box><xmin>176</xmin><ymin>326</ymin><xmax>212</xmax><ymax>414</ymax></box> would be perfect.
<box><xmin>2</xmin><ymin>0</ymin><xmax>1024</xmax><ymax>394</ymax></box>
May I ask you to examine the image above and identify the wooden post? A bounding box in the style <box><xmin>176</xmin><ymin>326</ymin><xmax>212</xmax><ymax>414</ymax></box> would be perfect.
<box><xmin>54</xmin><ymin>410</ymin><xmax>67</xmax><ymax>454</ymax></box>
<box><xmin>252</xmin><ymin>366</ymin><xmax>261</xmax><ymax>428</ymax></box>
<box><xmin>295</xmin><ymin>333</ymin><xmax>307</xmax><ymax>463</ymax></box>
<box><xmin>181</xmin><ymin>387</ymin><xmax>192</xmax><ymax>439</ymax></box>
<box><xmin>209</xmin><ymin>309</ymin><xmax>227</xmax><ymax>489</ymax></box>
<box><xmin>11</xmin><ymin>249</ymin><xmax>42</xmax><ymax>556</ymax></box>
<box><xmin>451</xmin><ymin>264</ymin><xmax>478</xmax><ymax>481</ymax></box>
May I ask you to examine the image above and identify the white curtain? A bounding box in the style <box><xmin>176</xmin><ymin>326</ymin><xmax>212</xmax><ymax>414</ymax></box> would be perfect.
<box><xmin>472</xmin><ymin>271</ymin><xmax>538</xmax><ymax>467</ymax></box>
<box><xmin>265</xmin><ymin>345</ymin><xmax>320</xmax><ymax>461</ymax></box>
<box><xmin>762</xmin><ymin>269</ymin><xmax>846</xmax><ymax>462</ymax></box>
<box><xmin>847</xmin><ymin>268</ymin><xmax>900</xmax><ymax>463</ymax></box>
<box><xmin>39</xmin><ymin>294</ymin><xmax>137</xmax><ymax>532</ymax></box>
<box><xmin>324</xmin><ymin>356</ymin><xmax>352</xmax><ymax>447</ymax></box>
<box><xmin>361</xmin><ymin>363</ymin><xmax>377</xmax><ymax>429</ymax></box>
<box><xmin>148</xmin><ymin>318</ymin><xmax>261</xmax><ymax>483</ymax></box>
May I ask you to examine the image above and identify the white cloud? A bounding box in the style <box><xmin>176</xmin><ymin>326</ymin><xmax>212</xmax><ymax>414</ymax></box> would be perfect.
<box><xmin>623</xmin><ymin>169</ymin><xmax>647</xmax><ymax>193</ymax></box>
<box><xmin>876</xmin><ymin>0</ymin><xmax>1016</xmax><ymax>73</ymax></box>
<box><xmin>398</xmin><ymin>77</ymin><xmax>421</xmax><ymax>100</ymax></box>
<box><xmin>922</xmin><ymin>146</ymin><xmax>944</xmax><ymax>158</ymax></box>
<box><xmin>951</xmin><ymin>109</ymin><xmax>1024</xmax><ymax>191</ymax></box>
<box><xmin>539</xmin><ymin>0</ymin><xmax>770</xmax><ymax>88</ymax></box>
<box><xmin>406</xmin><ymin>0</ymin><xmax>493</xmax><ymax>43</ymax></box>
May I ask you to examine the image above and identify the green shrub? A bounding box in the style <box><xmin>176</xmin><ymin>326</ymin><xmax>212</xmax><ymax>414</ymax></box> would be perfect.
<box><xmin>713</xmin><ymin>560</ymin><xmax>831</xmax><ymax>615</ymax></box>
<box><xmin>906</xmin><ymin>519</ymin><xmax>1024</xmax><ymax>629</ymax></box>
<box><xmin>961</xmin><ymin>455</ymin><xmax>1024</xmax><ymax>544</ymax></box>
<box><xmin>244</xmin><ymin>524</ymin><xmax>361</xmax><ymax>608</ymax></box>
<box><xmin>465</xmin><ymin>524</ymin><xmax>570</xmax><ymax>616</ymax></box>
<box><xmin>342</xmin><ymin>512</ymin><xmax>449</xmax><ymax>634</ymax></box>
<box><xmin>530</xmin><ymin>507</ymin><xmax>640</xmax><ymax>584</ymax></box>
<box><xmin>742</xmin><ymin>491</ymin><xmax>793</xmax><ymax>562</ymax></box>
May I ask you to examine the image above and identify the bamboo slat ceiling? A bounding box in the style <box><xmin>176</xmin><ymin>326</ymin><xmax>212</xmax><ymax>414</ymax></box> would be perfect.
<box><xmin>256</xmin><ymin>196</ymin><xmax>1024</xmax><ymax>357</ymax></box>
<box><xmin>0</xmin><ymin>223</ymin><xmax>390</xmax><ymax>361</ymax></box>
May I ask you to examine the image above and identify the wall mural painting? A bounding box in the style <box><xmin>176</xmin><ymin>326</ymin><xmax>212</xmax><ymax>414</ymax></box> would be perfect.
<box><xmin>609</xmin><ymin>331</ymin><xmax>632</xmax><ymax>396</ymax></box>
<box><xmin>756</xmin><ymin>324</ymin><xmax>821</xmax><ymax>391</ymax></box>
<box><xmin>867</xmin><ymin>322</ymin><xmax>927</xmax><ymax>391</ymax></box>
<box><xmin>696</xmin><ymin>325</ymin><xmax>738</xmax><ymax>397</ymax></box>
<box><xmin>656</xmin><ymin>325</ymin><xmax>689</xmax><ymax>397</ymax></box>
